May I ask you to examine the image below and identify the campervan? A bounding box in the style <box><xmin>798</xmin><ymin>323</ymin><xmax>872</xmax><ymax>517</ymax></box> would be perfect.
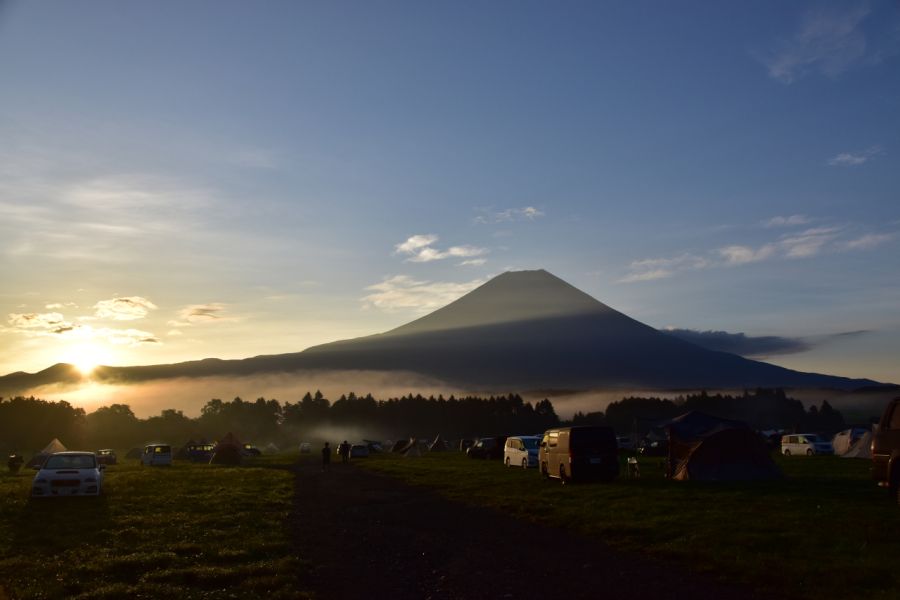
<box><xmin>539</xmin><ymin>426</ymin><xmax>619</xmax><ymax>483</ymax></box>
<box><xmin>141</xmin><ymin>443</ymin><xmax>172</xmax><ymax>466</ymax></box>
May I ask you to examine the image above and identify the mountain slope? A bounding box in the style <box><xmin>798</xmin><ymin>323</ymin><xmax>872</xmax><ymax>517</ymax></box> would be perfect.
<box><xmin>0</xmin><ymin>270</ymin><xmax>883</xmax><ymax>393</ymax></box>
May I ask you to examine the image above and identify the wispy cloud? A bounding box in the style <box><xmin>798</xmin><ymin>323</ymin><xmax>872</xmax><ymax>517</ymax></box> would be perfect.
<box><xmin>663</xmin><ymin>327</ymin><xmax>871</xmax><ymax>358</ymax></box>
<box><xmin>5</xmin><ymin>313</ymin><xmax>159</xmax><ymax>345</ymax></box>
<box><xmin>841</xmin><ymin>232</ymin><xmax>893</xmax><ymax>250</ymax></box>
<box><xmin>93</xmin><ymin>296</ymin><xmax>157</xmax><ymax>321</ymax></box>
<box><xmin>828</xmin><ymin>146</ymin><xmax>883</xmax><ymax>166</ymax></box>
<box><xmin>473</xmin><ymin>206</ymin><xmax>545</xmax><ymax>225</ymax></box>
<box><xmin>394</xmin><ymin>234</ymin><xmax>488</xmax><ymax>264</ymax></box>
<box><xmin>169</xmin><ymin>303</ymin><xmax>231</xmax><ymax>327</ymax></box>
<box><xmin>620</xmin><ymin>223</ymin><xmax>891</xmax><ymax>283</ymax></box>
<box><xmin>762</xmin><ymin>4</ymin><xmax>872</xmax><ymax>84</ymax></box>
<box><xmin>362</xmin><ymin>275</ymin><xmax>485</xmax><ymax>313</ymax></box>
<box><xmin>764</xmin><ymin>215</ymin><xmax>811</xmax><ymax>228</ymax></box>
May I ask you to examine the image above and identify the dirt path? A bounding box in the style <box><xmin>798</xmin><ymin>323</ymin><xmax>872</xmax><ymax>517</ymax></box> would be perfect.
<box><xmin>291</xmin><ymin>460</ymin><xmax>769</xmax><ymax>600</ymax></box>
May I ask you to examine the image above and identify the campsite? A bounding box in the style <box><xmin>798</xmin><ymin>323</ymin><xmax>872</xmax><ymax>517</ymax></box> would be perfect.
<box><xmin>2</xmin><ymin>434</ymin><xmax>900</xmax><ymax>599</ymax></box>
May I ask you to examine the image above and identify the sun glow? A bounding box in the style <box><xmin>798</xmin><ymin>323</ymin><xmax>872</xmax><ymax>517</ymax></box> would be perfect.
<box><xmin>65</xmin><ymin>344</ymin><xmax>114</xmax><ymax>376</ymax></box>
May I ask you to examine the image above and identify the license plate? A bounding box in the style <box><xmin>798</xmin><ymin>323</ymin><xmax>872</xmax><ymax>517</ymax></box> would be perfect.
<box><xmin>52</xmin><ymin>480</ymin><xmax>79</xmax><ymax>487</ymax></box>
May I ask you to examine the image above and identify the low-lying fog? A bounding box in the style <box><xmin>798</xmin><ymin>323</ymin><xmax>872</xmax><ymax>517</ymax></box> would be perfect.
<box><xmin>19</xmin><ymin>369</ymin><xmax>896</xmax><ymax>421</ymax></box>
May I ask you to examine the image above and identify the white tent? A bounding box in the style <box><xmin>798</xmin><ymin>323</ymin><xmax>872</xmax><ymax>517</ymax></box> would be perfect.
<box><xmin>832</xmin><ymin>428</ymin><xmax>870</xmax><ymax>457</ymax></box>
<box><xmin>842</xmin><ymin>431</ymin><xmax>873</xmax><ymax>459</ymax></box>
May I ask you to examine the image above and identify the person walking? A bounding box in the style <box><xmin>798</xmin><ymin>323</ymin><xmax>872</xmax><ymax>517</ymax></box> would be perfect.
<box><xmin>321</xmin><ymin>442</ymin><xmax>331</xmax><ymax>471</ymax></box>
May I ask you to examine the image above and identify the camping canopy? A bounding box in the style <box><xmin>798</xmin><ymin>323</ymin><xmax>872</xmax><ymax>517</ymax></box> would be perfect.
<box><xmin>26</xmin><ymin>438</ymin><xmax>67</xmax><ymax>468</ymax></box>
<box><xmin>667</xmin><ymin>412</ymin><xmax>781</xmax><ymax>482</ymax></box>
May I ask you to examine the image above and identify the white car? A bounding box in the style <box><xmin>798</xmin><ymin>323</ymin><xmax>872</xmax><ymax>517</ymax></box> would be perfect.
<box><xmin>781</xmin><ymin>434</ymin><xmax>834</xmax><ymax>456</ymax></box>
<box><xmin>32</xmin><ymin>452</ymin><xmax>104</xmax><ymax>497</ymax></box>
<box><xmin>504</xmin><ymin>435</ymin><xmax>541</xmax><ymax>468</ymax></box>
<box><xmin>141</xmin><ymin>443</ymin><xmax>173</xmax><ymax>466</ymax></box>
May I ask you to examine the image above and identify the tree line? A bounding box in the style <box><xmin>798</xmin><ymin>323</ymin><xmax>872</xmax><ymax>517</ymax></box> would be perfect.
<box><xmin>571</xmin><ymin>388</ymin><xmax>847</xmax><ymax>435</ymax></box>
<box><xmin>0</xmin><ymin>392</ymin><xmax>560</xmax><ymax>453</ymax></box>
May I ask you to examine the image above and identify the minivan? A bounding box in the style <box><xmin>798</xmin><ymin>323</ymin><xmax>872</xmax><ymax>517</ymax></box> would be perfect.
<box><xmin>141</xmin><ymin>443</ymin><xmax>173</xmax><ymax>466</ymax></box>
<box><xmin>539</xmin><ymin>426</ymin><xmax>619</xmax><ymax>483</ymax></box>
<box><xmin>504</xmin><ymin>435</ymin><xmax>541</xmax><ymax>468</ymax></box>
<box><xmin>780</xmin><ymin>434</ymin><xmax>833</xmax><ymax>456</ymax></box>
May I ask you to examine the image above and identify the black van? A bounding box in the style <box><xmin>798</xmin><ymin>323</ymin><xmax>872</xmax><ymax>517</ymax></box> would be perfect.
<box><xmin>539</xmin><ymin>426</ymin><xmax>619</xmax><ymax>483</ymax></box>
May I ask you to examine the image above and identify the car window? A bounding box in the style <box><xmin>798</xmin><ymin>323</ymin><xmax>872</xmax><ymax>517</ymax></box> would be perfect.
<box><xmin>44</xmin><ymin>455</ymin><xmax>96</xmax><ymax>469</ymax></box>
<box><xmin>548</xmin><ymin>432</ymin><xmax>558</xmax><ymax>448</ymax></box>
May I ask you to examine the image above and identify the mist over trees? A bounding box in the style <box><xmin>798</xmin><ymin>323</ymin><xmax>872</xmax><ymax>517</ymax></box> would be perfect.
<box><xmin>1</xmin><ymin>393</ymin><xmax>560</xmax><ymax>452</ymax></box>
<box><xmin>2</xmin><ymin>388</ymin><xmax>848</xmax><ymax>455</ymax></box>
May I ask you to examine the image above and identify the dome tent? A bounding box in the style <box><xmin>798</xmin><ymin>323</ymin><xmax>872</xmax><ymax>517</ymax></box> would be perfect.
<box><xmin>667</xmin><ymin>412</ymin><xmax>781</xmax><ymax>482</ymax></box>
<box><xmin>210</xmin><ymin>432</ymin><xmax>243</xmax><ymax>466</ymax></box>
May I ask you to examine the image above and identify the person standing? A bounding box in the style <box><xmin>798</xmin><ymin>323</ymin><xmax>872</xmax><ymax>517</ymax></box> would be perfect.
<box><xmin>321</xmin><ymin>442</ymin><xmax>331</xmax><ymax>471</ymax></box>
<box><xmin>339</xmin><ymin>440</ymin><xmax>351</xmax><ymax>464</ymax></box>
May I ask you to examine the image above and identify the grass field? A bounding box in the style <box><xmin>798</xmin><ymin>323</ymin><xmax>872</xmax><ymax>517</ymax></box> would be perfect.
<box><xmin>361</xmin><ymin>451</ymin><xmax>900</xmax><ymax>600</ymax></box>
<box><xmin>0</xmin><ymin>454</ymin><xmax>308</xmax><ymax>600</ymax></box>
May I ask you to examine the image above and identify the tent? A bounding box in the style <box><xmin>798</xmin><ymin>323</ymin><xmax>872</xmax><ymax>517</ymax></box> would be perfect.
<box><xmin>210</xmin><ymin>432</ymin><xmax>243</xmax><ymax>465</ymax></box>
<box><xmin>26</xmin><ymin>438</ymin><xmax>67</xmax><ymax>468</ymax></box>
<box><xmin>391</xmin><ymin>439</ymin><xmax>412</xmax><ymax>453</ymax></box>
<box><xmin>264</xmin><ymin>442</ymin><xmax>280</xmax><ymax>454</ymax></box>
<box><xmin>832</xmin><ymin>428</ymin><xmax>871</xmax><ymax>457</ymax></box>
<box><xmin>667</xmin><ymin>412</ymin><xmax>781</xmax><ymax>482</ymax></box>
<box><xmin>841</xmin><ymin>430</ymin><xmax>873</xmax><ymax>459</ymax></box>
<box><xmin>428</xmin><ymin>434</ymin><xmax>446</xmax><ymax>452</ymax></box>
<box><xmin>403</xmin><ymin>442</ymin><xmax>422</xmax><ymax>458</ymax></box>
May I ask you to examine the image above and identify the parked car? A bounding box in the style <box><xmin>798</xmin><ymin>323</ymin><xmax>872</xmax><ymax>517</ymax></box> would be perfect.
<box><xmin>466</xmin><ymin>436</ymin><xmax>507</xmax><ymax>460</ymax></box>
<box><xmin>242</xmin><ymin>443</ymin><xmax>262</xmax><ymax>457</ymax></box>
<box><xmin>349</xmin><ymin>444</ymin><xmax>370</xmax><ymax>459</ymax></box>
<box><xmin>185</xmin><ymin>442</ymin><xmax>214</xmax><ymax>463</ymax></box>
<box><xmin>872</xmin><ymin>397</ymin><xmax>900</xmax><ymax>503</ymax></box>
<box><xmin>96</xmin><ymin>449</ymin><xmax>117</xmax><ymax>465</ymax></box>
<box><xmin>504</xmin><ymin>435</ymin><xmax>541</xmax><ymax>468</ymax></box>
<box><xmin>539</xmin><ymin>426</ymin><xmax>619</xmax><ymax>483</ymax></box>
<box><xmin>299</xmin><ymin>442</ymin><xmax>312</xmax><ymax>453</ymax></box>
<box><xmin>32</xmin><ymin>452</ymin><xmax>104</xmax><ymax>497</ymax></box>
<box><xmin>781</xmin><ymin>434</ymin><xmax>833</xmax><ymax>456</ymax></box>
<box><xmin>141</xmin><ymin>443</ymin><xmax>172</xmax><ymax>466</ymax></box>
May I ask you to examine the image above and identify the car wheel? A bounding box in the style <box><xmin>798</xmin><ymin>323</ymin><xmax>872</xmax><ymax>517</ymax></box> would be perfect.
<box><xmin>806</xmin><ymin>449</ymin><xmax>814</xmax><ymax>456</ymax></box>
<box><xmin>783</xmin><ymin>449</ymin><xmax>791</xmax><ymax>457</ymax></box>
<box><xmin>505</xmin><ymin>457</ymin><xmax>510</xmax><ymax>467</ymax></box>
<box><xmin>560</xmin><ymin>464</ymin><xmax>570</xmax><ymax>485</ymax></box>
<box><xmin>522</xmin><ymin>458</ymin><xmax>528</xmax><ymax>469</ymax></box>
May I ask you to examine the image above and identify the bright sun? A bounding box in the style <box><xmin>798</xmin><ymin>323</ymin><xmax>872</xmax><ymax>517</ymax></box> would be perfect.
<box><xmin>67</xmin><ymin>345</ymin><xmax>113</xmax><ymax>376</ymax></box>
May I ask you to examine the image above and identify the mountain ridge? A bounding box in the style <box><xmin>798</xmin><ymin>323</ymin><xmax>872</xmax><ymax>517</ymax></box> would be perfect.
<box><xmin>0</xmin><ymin>270</ymin><xmax>886</xmax><ymax>394</ymax></box>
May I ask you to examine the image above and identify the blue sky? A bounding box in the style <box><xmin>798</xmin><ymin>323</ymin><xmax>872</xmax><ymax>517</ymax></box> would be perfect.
<box><xmin>1</xmin><ymin>1</ymin><xmax>898</xmax><ymax>383</ymax></box>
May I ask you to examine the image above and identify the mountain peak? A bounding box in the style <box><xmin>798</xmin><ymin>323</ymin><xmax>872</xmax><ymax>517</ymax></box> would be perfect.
<box><xmin>384</xmin><ymin>269</ymin><xmax>617</xmax><ymax>337</ymax></box>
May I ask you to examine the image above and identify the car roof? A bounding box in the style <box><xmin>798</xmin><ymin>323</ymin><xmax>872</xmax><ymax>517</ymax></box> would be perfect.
<box><xmin>50</xmin><ymin>451</ymin><xmax>95</xmax><ymax>456</ymax></box>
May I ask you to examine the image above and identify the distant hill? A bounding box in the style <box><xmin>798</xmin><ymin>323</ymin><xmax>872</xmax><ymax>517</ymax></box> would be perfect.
<box><xmin>0</xmin><ymin>270</ymin><xmax>885</xmax><ymax>395</ymax></box>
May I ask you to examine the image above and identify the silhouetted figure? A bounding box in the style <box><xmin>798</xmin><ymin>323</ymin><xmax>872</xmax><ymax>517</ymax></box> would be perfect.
<box><xmin>321</xmin><ymin>442</ymin><xmax>331</xmax><ymax>471</ymax></box>
<box><xmin>7</xmin><ymin>452</ymin><xmax>24</xmax><ymax>474</ymax></box>
<box><xmin>338</xmin><ymin>440</ymin><xmax>351</xmax><ymax>464</ymax></box>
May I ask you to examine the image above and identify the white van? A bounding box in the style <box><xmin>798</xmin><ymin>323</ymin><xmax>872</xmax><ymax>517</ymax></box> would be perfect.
<box><xmin>781</xmin><ymin>434</ymin><xmax>833</xmax><ymax>456</ymax></box>
<box><xmin>504</xmin><ymin>435</ymin><xmax>541</xmax><ymax>468</ymax></box>
<box><xmin>141</xmin><ymin>443</ymin><xmax>173</xmax><ymax>466</ymax></box>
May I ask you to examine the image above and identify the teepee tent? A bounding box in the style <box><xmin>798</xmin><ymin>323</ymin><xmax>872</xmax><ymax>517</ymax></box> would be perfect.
<box><xmin>26</xmin><ymin>438</ymin><xmax>67</xmax><ymax>468</ymax></box>
<box><xmin>403</xmin><ymin>442</ymin><xmax>422</xmax><ymax>458</ymax></box>
<box><xmin>428</xmin><ymin>434</ymin><xmax>446</xmax><ymax>451</ymax></box>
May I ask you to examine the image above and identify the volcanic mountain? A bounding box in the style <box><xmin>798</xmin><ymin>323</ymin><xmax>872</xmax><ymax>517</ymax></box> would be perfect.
<box><xmin>0</xmin><ymin>270</ymin><xmax>882</xmax><ymax>393</ymax></box>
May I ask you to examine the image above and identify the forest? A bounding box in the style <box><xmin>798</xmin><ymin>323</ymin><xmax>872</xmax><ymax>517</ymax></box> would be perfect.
<box><xmin>0</xmin><ymin>388</ymin><xmax>847</xmax><ymax>454</ymax></box>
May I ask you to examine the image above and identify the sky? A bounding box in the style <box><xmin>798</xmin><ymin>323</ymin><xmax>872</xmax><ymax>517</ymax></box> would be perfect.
<box><xmin>1</xmin><ymin>1</ymin><xmax>898</xmax><ymax>386</ymax></box>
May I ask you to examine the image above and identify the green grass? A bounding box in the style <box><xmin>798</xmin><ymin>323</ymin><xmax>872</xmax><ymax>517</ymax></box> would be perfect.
<box><xmin>0</xmin><ymin>454</ymin><xmax>309</xmax><ymax>600</ymax></box>
<box><xmin>360</xmin><ymin>452</ymin><xmax>900</xmax><ymax>600</ymax></box>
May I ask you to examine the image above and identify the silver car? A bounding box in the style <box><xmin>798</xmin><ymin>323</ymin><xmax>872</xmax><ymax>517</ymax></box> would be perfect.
<box><xmin>32</xmin><ymin>452</ymin><xmax>104</xmax><ymax>497</ymax></box>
